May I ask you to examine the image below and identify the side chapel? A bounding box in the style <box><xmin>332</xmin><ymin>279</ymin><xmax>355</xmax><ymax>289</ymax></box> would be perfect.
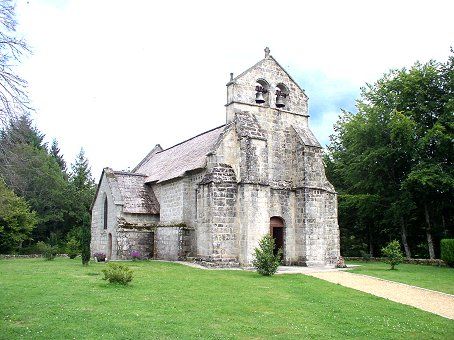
<box><xmin>90</xmin><ymin>48</ymin><xmax>340</xmax><ymax>267</ymax></box>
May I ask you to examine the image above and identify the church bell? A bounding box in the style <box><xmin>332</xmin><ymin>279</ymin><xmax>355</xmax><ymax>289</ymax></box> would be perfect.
<box><xmin>276</xmin><ymin>94</ymin><xmax>285</xmax><ymax>108</ymax></box>
<box><xmin>255</xmin><ymin>91</ymin><xmax>265</xmax><ymax>104</ymax></box>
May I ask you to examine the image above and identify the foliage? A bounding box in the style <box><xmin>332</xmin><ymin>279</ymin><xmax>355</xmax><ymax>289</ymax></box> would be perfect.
<box><xmin>0</xmin><ymin>179</ymin><xmax>37</xmax><ymax>253</ymax></box>
<box><xmin>80</xmin><ymin>225</ymin><xmax>91</xmax><ymax>265</ymax></box>
<box><xmin>93</xmin><ymin>252</ymin><xmax>106</xmax><ymax>262</ymax></box>
<box><xmin>131</xmin><ymin>250</ymin><xmax>141</xmax><ymax>260</ymax></box>
<box><xmin>66</xmin><ymin>236</ymin><xmax>80</xmax><ymax>259</ymax></box>
<box><xmin>440</xmin><ymin>239</ymin><xmax>454</xmax><ymax>267</ymax></box>
<box><xmin>381</xmin><ymin>240</ymin><xmax>404</xmax><ymax>270</ymax></box>
<box><xmin>1</xmin><ymin>259</ymin><xmax>453</xmax><ymax>338</ymax></box>
<box><xmin>102</xmin><ymin>263</ymin><xmax>133</xmax><ymax>285</ymax></box>
<box><xmin>36</xmin><ymin>241</ymin><xmax>58</xmax><ymax>260</ymax></box>
<box><xmin>0</xmin><ymin>115</ymin><xmax>96</xmax><ymax>255</ymax></box>
<box><xmin>253</xmin><ymin>234</ymin><xmax>282</xmax><ymax>276</ymax></box>
<box><xmin>326</xmin><ymin>53</ymin><xmax>454</xmax><ymax>259</ymax></box>
<box><xmin>49</xmin><ymin>138</ymin><xmax>67</xmax><ymax>174</ymax></box>
<box><xmin>0</xmin><ymin>116</ymin><xmax>69</xmax><ymax>243</ymax></box>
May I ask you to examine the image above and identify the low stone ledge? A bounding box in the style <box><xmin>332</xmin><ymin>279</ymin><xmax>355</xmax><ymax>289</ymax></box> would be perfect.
<box><xmin>344</xmin><ymin>257</ymin><xmax>446</xmax><ymax>266</ymax></box>
<box><xmin>0</xmin><ymin>254</ymin><xmax>69</xmax><ymax>259</ymax></box>
<box><xmin>193</xmin><ymin>257</ymin><xmax>240</xmax><ymax>268</ymax></box>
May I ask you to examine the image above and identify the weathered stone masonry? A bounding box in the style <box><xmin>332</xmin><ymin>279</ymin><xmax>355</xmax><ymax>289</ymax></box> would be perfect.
<box><xmin>91</xmin><ymin>49</ymin><xmax>340</xmax><ymax>266</ymax></box>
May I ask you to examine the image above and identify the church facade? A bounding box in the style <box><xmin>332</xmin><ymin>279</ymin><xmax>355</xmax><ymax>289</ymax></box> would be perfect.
<box><xmin>90</xmin><ymin>49</ymin><xmax>340</xmax><ymax>267</ymax></box>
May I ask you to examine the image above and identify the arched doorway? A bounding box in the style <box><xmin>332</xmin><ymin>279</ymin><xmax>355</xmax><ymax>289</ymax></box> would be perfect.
<box><xmin>270</xmin><ymin>216</ymin><xmax>284</xmax><ymax>259</ymax></box>
<box><xmin>107</xmin><ymin>233</ymin><xmax>112</xmax><ymax>260</ymax></box>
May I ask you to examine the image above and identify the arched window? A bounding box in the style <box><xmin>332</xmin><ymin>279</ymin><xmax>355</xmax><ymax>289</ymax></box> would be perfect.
<box><xmin>255</xmin><ymin>79</ymin><xmax>270</xmax><ymax>105</ymax></box>
<box><xmin>275</xmin><ymin>83</ymin><xmax>289</xmax><ymax>108</ymax></box>
<box><xmin>103</xmin><ymin>196</ymin><xmax>108</xmax><ymax>230</ymax></box>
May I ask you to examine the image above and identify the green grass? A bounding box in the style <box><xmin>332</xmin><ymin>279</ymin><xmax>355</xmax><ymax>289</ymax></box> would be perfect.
<box><xmin>347</xmin><ymin>261</ymin><xmax>454</xmax><ymax>295</ymax></box>
<box><xmin>0</xmin><ymin>259</ymin><xmax>453</xmax><ymax>339</ymax></box>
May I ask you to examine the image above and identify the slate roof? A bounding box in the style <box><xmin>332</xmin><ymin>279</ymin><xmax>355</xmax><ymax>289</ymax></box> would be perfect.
<box><xmin>292</xmin><ymin>125</ymin><xmax>322</xmax><ymax>148</ymax></box>
<box><xmin>113</xmin><ymin>171</ymin><xmax>160</xmax><ymax>214</ymax></box>
<box><xmin>92</xmin><ymin>168</ymin><xmax>160</xmax><ymax>214</ymax></box>
<box><xmin>134</xmin><ymin>125</ymin><xmax>225</xmax><ymax>183</ymax></box>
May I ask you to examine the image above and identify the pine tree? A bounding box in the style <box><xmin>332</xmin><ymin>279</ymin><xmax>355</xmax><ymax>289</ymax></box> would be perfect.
<box><xmin>49</xmin><ymin>139</ymin><xmax>67</xmax><ymax>174</ymax></box>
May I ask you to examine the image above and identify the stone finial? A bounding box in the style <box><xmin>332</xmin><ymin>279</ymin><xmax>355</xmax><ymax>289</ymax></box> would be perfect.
<box><xmin>230</xmin><ymin>72</ymin><xmax>234</xmax><ymax>81</ymax></box>
<box><xmin>264</xmin><ymin>47</ymin><xmax>270</xmax><ymax>58</ymax></box>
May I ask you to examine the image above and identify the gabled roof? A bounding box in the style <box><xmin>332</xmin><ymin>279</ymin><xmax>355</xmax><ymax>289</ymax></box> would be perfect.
<box><xmin>228</xmin><ymin>54</ymin><xmax>306</xmax><ymax>94</ymax></box>
<box><xmin>292</xmin><ymin>125</ymin><xmax>321</xmax><ymax>148</ymax></box>
<box><xmin>91</xmin><ymin>168</ymin><xmax>160</xmax><ymax>214</ymax></box>
<box><xmin>134</xmin><ymin>125</ymin><xmax>225</xmax><ymax>183</ymax></box>
<box><xmin>113</xmin><ymin>171</ymin><xmax>160</xmax><ymax>214</ymax></box>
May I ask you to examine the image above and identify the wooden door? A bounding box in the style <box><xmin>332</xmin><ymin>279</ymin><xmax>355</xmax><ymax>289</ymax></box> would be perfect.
<box><xmin>270</xmin><ymin>217</ymin><xmax>284</xmax><ymax>258</ymax></box>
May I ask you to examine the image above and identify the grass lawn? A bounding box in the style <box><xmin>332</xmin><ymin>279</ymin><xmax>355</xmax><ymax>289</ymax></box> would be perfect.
<box><xmin>347</xmin><ymin>261</ymin><xmax>454</xmax><ymax>295</ymax></box>
<box><xmin>1</xmin><ymin>259</ymin><xmax>453</xmax><ymax>339</ymax></box>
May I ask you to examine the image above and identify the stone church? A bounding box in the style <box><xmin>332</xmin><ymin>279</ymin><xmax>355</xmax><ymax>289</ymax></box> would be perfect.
<box><xmin>91</xmin><ymin>48</ymin><xmax>340</xmax><ymax>267</ymax></box>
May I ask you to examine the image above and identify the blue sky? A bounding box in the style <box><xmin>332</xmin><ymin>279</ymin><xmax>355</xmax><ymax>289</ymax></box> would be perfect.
<box><xmin>13</xmin><ymin>0</ymin><xmax>454</xmax><ymax>176</ymax></box>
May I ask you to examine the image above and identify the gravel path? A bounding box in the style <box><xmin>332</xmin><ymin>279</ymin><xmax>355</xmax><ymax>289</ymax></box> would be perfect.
<box><xmin>307</xmin><ymin>270</ymin><xmax>454</xmax><ymax>320</ymax></box>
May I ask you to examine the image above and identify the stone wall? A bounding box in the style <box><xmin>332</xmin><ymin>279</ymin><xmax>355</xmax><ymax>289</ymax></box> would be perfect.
<box><xmin>156</xmin><ymin>179</ymin><xmax>185</xmax><ymax>224</ymax></box>
<box><xmin>197</xmin><ymin>164</ymin><xmax>239</xmax><ymax>264</ymax></box>
<box><xmin>91</xmin><ymin>172</ymin><xmax>122</xmax><ymax>259</ymax></box>
<box><xmin>116</xmin><ymin>229</ymin><xmax>154</xmax><ymax>259</ymax></box>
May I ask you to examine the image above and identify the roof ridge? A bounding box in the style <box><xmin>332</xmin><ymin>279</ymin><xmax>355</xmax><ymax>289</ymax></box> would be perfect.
<box><xmin>113</xmin><ymin>171</ymin><xmax>148</xmax><ymax>177</ymax></box>
<box><xmin>157</xmin><ymin>124</ymin><xmax>225</xmax><ymax>154</ymax></box>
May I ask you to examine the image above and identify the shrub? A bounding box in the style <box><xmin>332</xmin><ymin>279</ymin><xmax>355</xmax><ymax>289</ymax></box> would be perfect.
<box><xmin>381</xmin><ymin>240</ymin><xmax>404</xmax><ymax>270</ymax></box>
<box><xmin>253</xmin><ymin>234</ymin><xmax>282</xmax><ymax>276</ymax></box>
<box><xmin>93</xmin><ymin>252</ymin><xmax>106</xmax><ymax>262</ymax></box>
<box><xmin>102</xmin><ymin>263</ymin><xmax>133</xmax><ymax>285</ymax></box>
<box><xmin>440</xmin><ymin>239</ymin><xmax>454</xmax><ymax>267</ymax></box>
<box><xmin>36</xmin><ymin>241</ymin><xmax>58</xmax><ymax>260</ymax></box>
<box><xmin>66</xmin><ymin>237</ymin><xmax>80</xmax><ymax>259</ymax></box>
<box><xmin>131</xmin><ymin>250</ymin><xmax>141</xmax><ymax>261</ymax></box>
<box><xmin>359</xmin><ymin>250</ymin><xmax>371</xmax><ymax>261</ymax></box>
<box><xmin>80</xmin><ymin>226</ymin><xmax>91</xmax><ymax>266</ymax></box>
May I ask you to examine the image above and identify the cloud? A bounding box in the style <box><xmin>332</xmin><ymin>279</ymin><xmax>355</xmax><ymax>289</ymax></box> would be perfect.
<box><xmin>13</xmin><ymin>0</ymin><xmax>454</xmax><ymax>176</ymax></box>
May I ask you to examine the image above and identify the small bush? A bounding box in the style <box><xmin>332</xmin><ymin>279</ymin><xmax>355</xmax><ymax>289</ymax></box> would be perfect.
<box><xmin>440</xmin><ymin>239</ymin><xmax>454</xmax><ymax>267</ymax></box>
<box><xmin>94</xmin><ymin>252</ymin><xmax>106</xmax><ymax>262</ymax></box>
<box><xmin>360</xmin><ymin>250</ymin><xmax>371</xmax><ymax>261</ymax></box>
<box><xmin>131</xmin><ymin>250</ymin><xmax>141</xmax><ymax>261</ymax></box>
<box><xmin>381</xmin><ymin>240</ymin><xmax>404</xmax><ymax>270</ymax></box>
<box><xmin>66</xmin><ymin>237</ymin><xmax>80</xmax><ymax>259</ymax></box>
<box><xmin>253</xmin><ymin>234</ymin><xmax>282</xmax><ymax>276</ymax></box>
<box><xmin>80</xmin><ymin>226</ymin><xmax>91</xmax><ymax>266</ymax></box>
<box><xmin>102</xmin><ymin>263</ymin><xmax>133</xmax><ymax>285</ymax></box>
<box><xmin>36</xmin><ymin>241</ymin><xmax>58</xmax><ymax>260</ymax></box>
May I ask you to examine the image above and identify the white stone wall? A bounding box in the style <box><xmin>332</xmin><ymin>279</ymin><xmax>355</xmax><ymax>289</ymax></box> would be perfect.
<box><xmin>90</xmin><ymin>173</ymin><xmax>122</xmax><ymax>259</ymax></box>
<box><xmin>158</xmin><ymin>179</ymin><xmax>185</xmax><ymax>224</ymax></box>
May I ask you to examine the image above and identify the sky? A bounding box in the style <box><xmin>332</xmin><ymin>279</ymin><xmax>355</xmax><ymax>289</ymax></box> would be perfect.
<box><xmin>13</xmin><ymin>0</ymin><xmax>454</xmax><ymax>177</ymax></box>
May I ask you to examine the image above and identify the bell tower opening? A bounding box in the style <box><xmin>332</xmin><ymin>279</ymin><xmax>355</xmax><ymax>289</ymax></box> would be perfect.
<box><xmin>275</xmin><ymin>83</ymin><xmax>289</xmax><ymax>108</ymax></box>
<box><xmin>255</xmin><ymin>79</ymin><xmax>270</xmax><ymax>105</ymax></box>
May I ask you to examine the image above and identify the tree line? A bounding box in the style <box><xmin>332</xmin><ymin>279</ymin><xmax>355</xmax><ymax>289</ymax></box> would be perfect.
<box><xmin>0</xmin><ymin>114</ymin><xmax>96</xmax><ymax>254</ymax></box>
<box><xmin>325</xmin><ymin>52</ymin><xmax>454</xmax><ymax>259</ymax></box>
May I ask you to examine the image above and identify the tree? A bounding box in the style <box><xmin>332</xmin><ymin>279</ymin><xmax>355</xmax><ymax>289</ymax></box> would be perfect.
<box><xmin>0</xmin><ymin>115</ymin><xmax>69</xmax><ymax>243</ymax></box>
<box><xmin>0</xmin><ymin>0</ymin><xmax>31</xmax><ymax>124</ymax></box>
<box><xmin>381</xmin><ymin>240</ymin><xmax>404</xmax><ymax>270</ymax></box>
<box><xmin>0</xmin><ymin>179</ymin><xmax>37</xmax><ymax>253</ymax></box>
<box><xmin>253</xmin><ymin>234</ymin><xmax>282</xmax><ymax>276</ymax></box>
<box><xmin>326</xmin><ymin>54</ymin><xmax>454</xmax><ymax>259</ymax></box>
<box><xmin>68</xmin><ymin>149</ymin><xmax>96</xmax><ymax>265</ymax></box>
<box><xmin>49</xmin><ymin>138</ymin><xmax>67</xmax><ymax>174</ymax></box>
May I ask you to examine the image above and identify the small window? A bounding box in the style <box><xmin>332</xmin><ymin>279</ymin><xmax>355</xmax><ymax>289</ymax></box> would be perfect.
<box><xmin>103</xmin><ymin>196</ymin><xmax>108</xmax><ymax>230</ymax></box>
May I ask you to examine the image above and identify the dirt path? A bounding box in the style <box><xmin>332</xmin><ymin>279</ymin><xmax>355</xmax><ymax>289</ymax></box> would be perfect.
<box><xmin>307</xmin><ymin>270</ymin><xmax>454</xmax><ymax>320</ymax></box>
